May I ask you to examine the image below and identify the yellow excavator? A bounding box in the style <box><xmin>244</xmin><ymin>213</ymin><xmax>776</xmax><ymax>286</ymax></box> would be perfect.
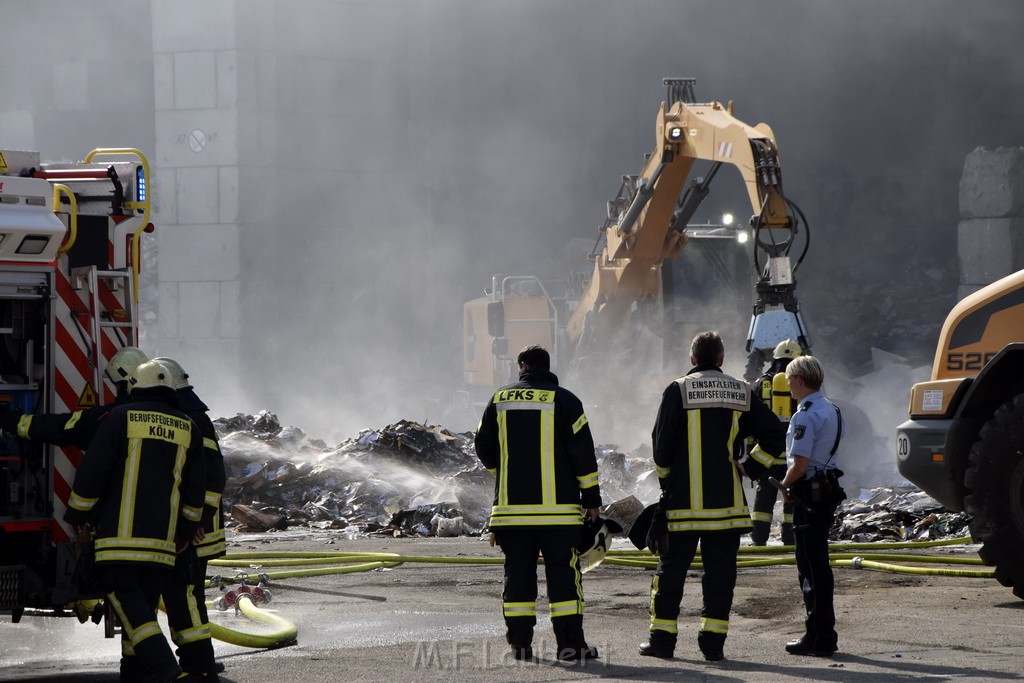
<box><xmin>896</xmin><ymin>269</ymin><xmax>1024</xmax><ymax>599</ymax></box>
<box><xmin>462</xmin><ymin>78</ymin><xmax>812</xmax><ymax>405</ymax></box>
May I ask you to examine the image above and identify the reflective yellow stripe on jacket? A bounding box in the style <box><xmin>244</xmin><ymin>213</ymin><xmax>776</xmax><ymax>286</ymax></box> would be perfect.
<box><xmin>490</xmin><ymin>388</ymin><xmax>583</xmax><ymax>526</ymax></box>
<box><xmin>667</xmin><ymin>404</ymin><xmax>753</xmax><ymax>533</ymax></box>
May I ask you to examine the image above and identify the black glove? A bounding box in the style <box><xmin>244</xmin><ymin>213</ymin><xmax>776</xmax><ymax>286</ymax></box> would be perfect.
<box><xmin>174</xmin><ymin>543</ymin><xmax>202</xmax><ymax>585</ymax></box>
<box><xmin>72</xmin><ymin>536</ymin><xmax>101</xmax><ymax>596</ymax></box>
<box><xmin>740</xmin><ymin>457</ymin><xmax>768</xmax><ymax>481</ymax></box>
<box><xmin>646</xmin><ymin>506</ymin><xmax>669</xmax><ymax>556</ymax></box>
<box><xmin>63</xmin><ymin>506</ymin><xmax>91</xmax><ymax>527</ymax></box>
<box><xmin>0</xmin><ymin>410</ymin><xmax>22</xmax><ymax>434</ymax></box>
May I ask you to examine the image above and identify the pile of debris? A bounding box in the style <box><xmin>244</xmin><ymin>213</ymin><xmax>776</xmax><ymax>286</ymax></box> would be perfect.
<box><xmin>216</xmin><ymin>412</ymin><xmax>668</xmax><ymax>538</ymax></box>
<box><xmin>215</xmin><ymin>412</ymin><xmax>967</xmax><ymax>544</ymax></box>
<box><xmin>216</xmin><ymin>413</ymin><xmax>491</xmax><ymax>536</ymax></box>
<box><xmin>831</xmin><ymin>486</ymin><xmax>972</xmax><ymax>542</ymax></box>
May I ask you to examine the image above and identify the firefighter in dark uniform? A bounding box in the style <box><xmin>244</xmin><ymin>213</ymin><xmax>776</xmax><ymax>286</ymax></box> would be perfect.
<box><xmin>750</xmin><ymin>339</ymin><xmax>802</xmax><ymax>546</ymax></box>
<box><xmin>0</xmin><ymin>346</ymin><xmax>149</xmax><ymax>449</ymax></box>
<box><xmin>154</xmin><ymin>357</ymin><xmax>227</xmax><ymax>680</ymax></box>
<box><xmin>779</xmin><ymin>355</ymin><xmax>845</xmax><ymax>657</ymax></box>
<box><xmin>639</xmin><ymin>331</ymin><xmax>786</xmax><ymax>662</ymax></box>
<box><xmin>63</xmin><ymin>360</ymin><xmax>206</xmax><ymax>683</ymax></box>
<box><xmin>475</xmin><ymin>345</ymin><xmax>603</xmax><ymax>663</ymax></box>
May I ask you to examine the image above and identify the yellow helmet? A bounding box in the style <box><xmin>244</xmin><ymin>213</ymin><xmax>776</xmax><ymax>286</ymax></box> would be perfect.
<box><xmin>105</xmin><ymin>346</ymin><xmax>149</xmax><ymax>383</ymax></box>
<box><xmin>773</xmin><ymin>339</ymin><xmax>802</xmax><ymax>360</ymax></box>
<box><xmin>152</xmin><ymin>357</ymin><xmax>191</xmax><ymax>390</ymax></box>
<box><xmin>129</xmin><ymin>360</ymin><xmax>173</xmax><ymax>392</ymax></box>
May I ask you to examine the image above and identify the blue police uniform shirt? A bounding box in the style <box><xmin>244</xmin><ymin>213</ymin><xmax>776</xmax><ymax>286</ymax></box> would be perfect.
<box><xmin>785</xmin><ymin>390</ymin><xmax>842</xmax><ymax>478</ymax></box>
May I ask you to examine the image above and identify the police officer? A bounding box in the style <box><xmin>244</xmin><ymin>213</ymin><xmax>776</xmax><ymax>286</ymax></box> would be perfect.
<box><xmin>639</xmin><ymin>331</ymin><xmax>785</xmax><ymax>662</ymax></box>
<box><xmin>63</xmin><ymin>360</ymin><xmax>206</xmax><ymax>682</ymax></box>
<box><xmin>475</xmin><ymin>345</ymin><xmax>602</xmax><ymax>663</ymax></box>
<box><xmin>0</xmin><ymin>346</ymin><xmax>149</xmax><ymax>448</ymax></box>
<box><xmin>779</xmin><ymin>355</ymin><xmax>844</xmax><ymax>657</ymax></box>
<box><xmin>154</xmin><ymin>357</ymin><xmax>227</xmax><ymax>680</ymax></box>
<box><xmin>750</xmin><ymin>339</ymin><xmax>802</xmax><ymax>546</ymax></box>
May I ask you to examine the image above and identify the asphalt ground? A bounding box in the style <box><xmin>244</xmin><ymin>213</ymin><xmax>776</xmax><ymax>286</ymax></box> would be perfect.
<box><xmin>2</xmin><ymin>530</ymin><xmax>1023</xmax><ymax>682</ymax></box>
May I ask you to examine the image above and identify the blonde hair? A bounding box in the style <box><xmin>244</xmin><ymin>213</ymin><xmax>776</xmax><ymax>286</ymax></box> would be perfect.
<box><xmin>785</xmin><ymin>355</ymin><xmax>824</xmax><ymax>390</ymax></box>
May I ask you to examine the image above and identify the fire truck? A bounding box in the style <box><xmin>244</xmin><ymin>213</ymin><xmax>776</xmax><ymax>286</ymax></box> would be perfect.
<box><xmin>0</xmin><ymin>147</ymin><xmax>151</xmax><ymax>624</ymax></box>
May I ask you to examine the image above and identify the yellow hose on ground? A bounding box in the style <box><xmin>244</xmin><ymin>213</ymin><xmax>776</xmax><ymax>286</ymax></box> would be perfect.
<box><xmin>194</xmin><ymin>534</ymin><xmax>989</xmax><ymax>649</ymax></box>
<box><xmin>207</xmin><ymin>538</ymin><xmax>987</xmax><ymax>578</ymax></box>
<box><xmin>835</xmin><ymin>557</ymin><xmax>994</xmax><ymax>578</ymax></box>
<box><xmin>207</xmin><ymin>594</ymin><xmax>298</xmax><ymax>649</ymax></box>
<box><xmin>208</xmin><ymin>560</ymin><xmax>400</xmax><ymax>584</ymax></box>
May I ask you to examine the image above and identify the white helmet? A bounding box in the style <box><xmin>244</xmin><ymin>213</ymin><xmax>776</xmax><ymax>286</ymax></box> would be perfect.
<box><xmin>106</xmin><ymin>346</ymin><xmax>149</xmax><ymax>383</ymax></box>
<box><xmin>577</xmin><ymin>516</ymin><xmax>624</xmax><ymax>573</ymax></box>
<box><xmin>773</xmin><ymin>339</ymin><xmax>802</xmax><ymax>360</ymax></box>
<box><xmin>152</xmin><ymin>357</ymin><xmax>191</xmax><ymax>390</ymax></box>
<box><xmin>129</xmin><ymin>360</ymin><xmax>173</xmax><ymax>392</ymax></box>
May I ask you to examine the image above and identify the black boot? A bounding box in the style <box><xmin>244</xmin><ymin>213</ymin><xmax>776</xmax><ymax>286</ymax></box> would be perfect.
<box><xmin>750</xmin><ymin>521</ymin><xmax>769</xmax><ymax>546</ymax></box>
<box><xmin>511</xmin><ymin>645</ymin><xmax>533</xmax><ymax>661</ymax></box>
<box><xmin>506</xmin><ymin>625</ymin><xmax>534</xmax><ymax>661</ymax></box>
<box><xmin>697</xmin><ymin>631</ymin><xmax>725</xmax><ymax>661</ymax></box>
<box><xmin>553</xmin><ymin>615</ymin><xmax>597</xmax><ymax>663</ymax></box>
<box><xmin>638</xmin><ymin>641</ymin><xmax>674</xmax><ymax>659</ymax></box>
<box><xmin>639</xmin><ymin>631</ymin><xmax>676</xmax><ymax>659</ymax></box>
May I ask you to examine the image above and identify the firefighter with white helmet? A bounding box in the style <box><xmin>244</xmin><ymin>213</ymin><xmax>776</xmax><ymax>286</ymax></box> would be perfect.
<box><xmin>106</xmin><ymin>346</ymin><xmax>152</xmax><ymax>394</ymax></box>
<box><xmin>153</xmin><ymin>356</ymin><xmax>227</xmax><ymax>680</ymax></box>
<box><xmin>749</xmin><ymin>338</ymin><xmax>803</xmax><ymax>546</ymax></box>
<box><xmin>64</xmin><ymin>358</ymin><xmax>205</xmax><ymax>682</ymax></box>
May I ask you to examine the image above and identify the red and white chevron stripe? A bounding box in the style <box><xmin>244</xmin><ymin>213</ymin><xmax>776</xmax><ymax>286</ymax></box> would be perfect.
<box><xmin>50</xmin><ymin>245</ymin><xmax>133</xmax><ymax>542</ymax></box>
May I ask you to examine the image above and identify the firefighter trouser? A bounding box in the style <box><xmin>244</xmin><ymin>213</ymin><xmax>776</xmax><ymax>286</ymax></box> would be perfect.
<box><xmin>648</xmin><ymin>532</ymin><xmax>741</xmax><ymax>652</ymax></box>
<box><xmin>495</xmin><ymin>526</ymin><xmax>586</xmax><ymax>649</ymax></box>
<box><xmin>792</xmin><ymin>497</ymin><xmax>839</xmax><ymax>649</ymax></box>
<box><xmin>752</xmin><ymin>464</ymin><xmax>794</xmax><ymax>545</ymax></box>
<box><xmin>162</xmin><ymin>558</ymin><xmax>216</xmax><ymax>675</ymax></box>
<box><xmin>101</xmin><ymin>564</ymin><xmax>179</xmax><ymax>682</ymax></box>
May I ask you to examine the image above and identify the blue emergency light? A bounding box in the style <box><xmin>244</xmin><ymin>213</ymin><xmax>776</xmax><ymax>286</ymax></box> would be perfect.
<box><xmin>136</xmin><ymin>165</ymin><xmax>146</xmax><ymax>204</ymax></box>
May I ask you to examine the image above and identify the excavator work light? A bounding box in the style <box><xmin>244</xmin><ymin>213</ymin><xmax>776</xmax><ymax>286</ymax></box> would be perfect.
<box><xmin>667</xmin><ymin>126</ymin><xmax>684</xmax><ymax>140</ymax></box>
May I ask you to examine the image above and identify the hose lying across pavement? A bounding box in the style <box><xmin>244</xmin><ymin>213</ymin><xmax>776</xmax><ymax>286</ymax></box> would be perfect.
<box><xmin>196</xmin><ymin>533</ymin><xmax>992</xmax><ymax>648</ymax></box>
<box><xmin>211</xmin><ymin>535</ymin><xmax>992</xmax><ymax>578</ymax></box>
<box><xmin>205</xmin><ymin>594</ymin><xmax>299</xmax><ymax>649</ymax></box>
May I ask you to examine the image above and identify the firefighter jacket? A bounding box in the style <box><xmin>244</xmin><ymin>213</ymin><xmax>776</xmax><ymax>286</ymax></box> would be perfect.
<box><xmin>12</xmin><ymin>403</ymin><xmax>117</xmax><ymax>451</ymax></box>
<box><xmin>754</xmin><ymin>358</ymin><xmax>793</xmax><ymax>466</ymax></box>
<box><xmin>475</xmin><ymin>369</ymin><xmax>602</xmax><ymax>528</ymax></box>
<box><xmin>653</xmin><ymin>364</ymin><xmax>786</xmax><ymax>534</ymax></box>
<box><xmin>63</xmin><ymin>387</ymin><xmax>206</xmax><ymax>569</ymax></box>
<box><xmin>179</xmin><ymin>387</ymin><xmax>227</xmax><ymax>560</ymax></box>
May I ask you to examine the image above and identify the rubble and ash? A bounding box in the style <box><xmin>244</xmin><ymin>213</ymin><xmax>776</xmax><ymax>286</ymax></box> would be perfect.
<box><xmin>215</xmin><ymin>411</ymin><xmax>971</xmax><ymax>544</ymax></box>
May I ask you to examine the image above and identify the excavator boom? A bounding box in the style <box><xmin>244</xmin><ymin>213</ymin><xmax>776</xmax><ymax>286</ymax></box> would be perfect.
<box><xmin>567</xmin><ymin>79</ymin><xmax>809</xmax><ymax>378</ymax></box>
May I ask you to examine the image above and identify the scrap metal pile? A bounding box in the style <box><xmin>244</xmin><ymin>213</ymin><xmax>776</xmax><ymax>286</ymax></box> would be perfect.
<box><xmin>215</xmin><ymin>412</ymin><xmax>970</xmax><ymax>543</ymax></box>
<box><xmin>832</xmin><ymin>486</ymin><xmax>972</xmax><ymax>542</ymax></box>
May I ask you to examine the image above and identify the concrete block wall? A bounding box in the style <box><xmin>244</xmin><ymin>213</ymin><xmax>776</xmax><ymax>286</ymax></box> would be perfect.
<box><xmin>957</xmin><ymin>147</ymin><xmax>1024</xmax><ymax>298</ymax></box>
<box><xmin>150</xmin><ymin>0</ymin><xmax>247</xmax><ymax>411</ymax></box>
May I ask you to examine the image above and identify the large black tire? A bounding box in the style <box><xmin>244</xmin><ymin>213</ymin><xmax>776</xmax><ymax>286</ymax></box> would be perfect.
<box><xmin>964</xmin><ymin>392</ymin><xmax>1024</xmax><ymax>600</ymax></box>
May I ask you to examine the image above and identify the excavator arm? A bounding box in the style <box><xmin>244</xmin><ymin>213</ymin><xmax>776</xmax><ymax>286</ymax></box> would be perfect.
<box><xmin>566</xmin><ymin>79</ymin><xmax>808</xmax><ymax>377</ymax></box>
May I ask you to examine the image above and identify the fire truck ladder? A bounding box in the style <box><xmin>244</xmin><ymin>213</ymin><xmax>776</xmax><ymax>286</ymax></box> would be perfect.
<box><xmin>70</xmin><ymin>266</ymin><xmax>137</xmax><ymax>402</ymax></box>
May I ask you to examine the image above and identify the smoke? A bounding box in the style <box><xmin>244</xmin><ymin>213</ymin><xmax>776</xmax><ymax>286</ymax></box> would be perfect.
<box><xmin>226</xmin><ymin>1</ymin><xmax>1024</xmax><ymax>463</ymax></box>
<box><xmin>4</xmin><ymin>2</ymin><xmax>1024</xmax><ymax>475</ymax></box>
